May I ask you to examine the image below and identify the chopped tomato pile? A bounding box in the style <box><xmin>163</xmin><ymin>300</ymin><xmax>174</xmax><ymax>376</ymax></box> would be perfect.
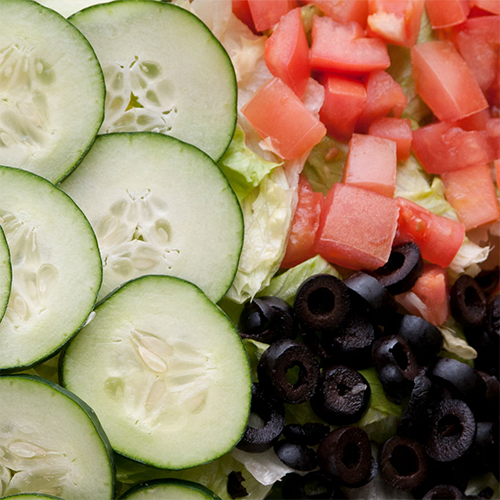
<box><xmin>238</xmin><ymin>0</ymin><xmax>500</xmax><ymax>327</ymax></box>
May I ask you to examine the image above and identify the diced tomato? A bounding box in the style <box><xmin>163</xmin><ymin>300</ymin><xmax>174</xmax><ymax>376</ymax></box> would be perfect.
<box><xmin>242</xmin><ymin>77</ymin><xmax>326</xmax><ymax>160</ymax></box>
<box><xmin>264</xmin><ymin>8</ymin><xmax>310</xmax><ymax>97</ymax></box>
<box><xmin>495</xmin><ymin>159</ymin><xmax>500</xmax><ymax>188</ymax></box>
<box><xmin>343</xmin><ymin>134</ymin><xmax>397</xmax><ymax>197</ymax></box>
<box><xmin>398</xmin><ymin>264</ymin><xmax>451</xmax><ymax>326</ymax></box>
<box><xmin>319</xmin><ymin>75</ymin><xmax>367</xmax><ymax>141</ymax></box>
<box><xmin>411</xmin><ymin>40</ymin><xmax>489</xmax><ymax>122</ymax></box>
<box><xmin>442</xmin><ymin>164</ymin><xmax>500</xmax><ymax>230</ymax></box>
<box><xmin>304</xmin><ymin>0</ymin><xmax>369</xmax><ymax>26</ymax></box>
<box><xmin>232</xmin><ymin>0</ymin><xmax>256</xmax><ymax>32</ymax></box>
<box><xmin>248</xmin><ymin>0</ymin><xmax>290</xmax><ymax>32</ymax></box>
<box><xmin>486</xmin><ymin>117</ymin><xmax>500</xmax><ymax>158</ymax></box>
<box><xmin>395</xmin><ymin>197</ymin><xmax>465</xmax><ymax>268</ymax></box>
<box><xmin>368</xmin><ymin>117</ymin><xmax>412</xmax><ymax>160</ymax></box>
<box><xmin>367</xmin><ymin>0</ymin><xmax>425</xmax><ymax>46</ymax></box>
<box><xmin>425</xmin><ymin>0</ymin><xmax>471</xmax><ymax>28</ymax></box>
<box><xmin>310</xmin><ymin>16</ymin><xmax>390</xmax><ymax>75</ymax></box>
<box><xmin>314</xmin><ymin>183</ymin><xmax>399</xmax><ymax>271</ymax></box>
<box><xmin>456</xmin><ymin>109</ymin><xmax>490</xmax><ymax>131</ymax></box>
<box><xmin>356</xmin><ymin>70</ymin><xmax>408</xmax><ymax>132</ymax></box>
<box><xmin>412</xmin><ymin>121</ymin><xmax>494</xmax><ymax>174</ymax></box>
<box><xmin>473</xmin><ymin>0</ymin><xmax>500</xmax><ymax>13</ymax></box>
<box><xmin>451</xmin><ymin>16</ymin><xmax>500</xmax><ymax>93</ymax></box>
<box><xmin>281</xmin><ymin>175</ymin><xmax>324</xmax><ymax>268</ymax></box>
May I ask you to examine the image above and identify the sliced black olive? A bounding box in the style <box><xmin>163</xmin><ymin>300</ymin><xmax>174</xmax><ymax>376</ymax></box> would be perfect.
<box><xmin>467</xmin><ymin>421</ymin><xmax>496</xmax><ymax>476</ymax></box>
<box><xmin>372</xmin><ymin>335</ymin><xmax>420</xmax><ymax>404</ymax></box>
<box><xmin>474</xmin><ymin>371</ymin><xmax>500</xmax><ymax>421</ymax></box>
<box><xmin>487</xmin><ymin>294</ymin><xmax>499</xmax><ymax>338</ymax></box>
<box><xmin>371</xmin><ymin>242</ymin><xmax>423</xmax><ymax>295</ymax></box>
<box><xmin>384</xmin><ymin>314</ymin><xmax>443</xmax><ymax>367</ymax></box>
<box><xmin>322</xmin><ymin>312</ymin><xmax>377</xmax><ymax>369</ymax></box>
<box><xmin>227</xmin><ymin>471</ymin><xmax>248</xmax><ymax>499</ymax></box>
<box><xmin>398</xmin><ymin>374</ymin><xmax>437</xmax><ymax>440</ymax></box>
<box><xmin>430</xmin><ymin>357</ymin><xmax>486</xmax><ymax>406</ymax></box>
<box><xmin>299</xmin><ymin>325</ymin><xmax>333</xmax><ymax>367</ymax></box>
<box><xmin>317</xmin><ymin>427</ymin><xmax>376</xmax><ymax>488</ymax></box>
<box><xmin>475</xmin><ymin>267</ymin><xmax>500</xmax><ymax>296</ymax></box>
<box><xmin>274</xmin><ymin>440</ymin><xmax>317</xmax><ymax>471</ymax></box>
<box><xmin>422</xmin><ymin>484</ymin><xmax>465</xmax><ymax>500</ymax></box>
<box><xmin>294</xmin><ymin>275</ymin><xmax>351</xmax><ymax>331</ymax></box>
<box><xmin>283</xmin><ymin>423</ymin><xmax>330</xmax><ymax>446</ymax></box>
<box><xmin>344</xmin><ymin>272</ymin><xmax>398</xmax><ymax>325</ymax></box>
<box><xmin>257</xmin><ymin>339</ymin><xmax>320</xmax><ymax>404</ymax></box>
<box><xmin>310</xmin><ymin>366</ymin><xmax>371</xmax><ymax>425</ymax></box>
<box><xmin>239</xmin><ymin>296</ymin><xmax>296</xmax><ymax>344</ymax></box>
<box><xmin>281</xmin><ymin>471</ymin><xmax>346</xmax><ymax>499</ymax></box>
<box><xmin>237</xmin><ymin>384</ymin><xmax>285</xmax><ymax>453</ymax></box>
<box><xmin>464</xmin><ymin>326</ymin><xmax>499</xmax><ymax>377</ymax></box>
<box><xmin>425</xmin><ymin>399</ymin><xmax>476</xmax><ymax>462</ymax></box>
<box><xmin>450</xmin><ymin>275</ymin><xmax>487</xmax><ymax>328</ymax></box>
<box><xmin>379</xmin><ymin>435</ymin><xmax>428</xmax><ymax>490</ymax></box>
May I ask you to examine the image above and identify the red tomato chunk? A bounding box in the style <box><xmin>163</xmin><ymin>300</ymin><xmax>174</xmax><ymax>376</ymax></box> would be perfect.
<box><xmin>343</xmin><ymin>134</ymin><xmax>397</xmax><ymax>197</ymax></box>
<box><xmin>368</xmin><ymin>117</ymin><xmax>412</xmax><ymax>160</ymax></box>
<box><xmin>473</xmin><ymin>0</ymin><xmax>500</xmax><ymax>14</ymax></box>
<box><xmin>304</xmin><ymin>0</ymin><xmax>369</xmax><ymax>26</ymax></box>
<box><xmin>412</xmin><ymin>121</ymin><xmax>494</xmax><ymax>174</ymax></box>
<box><xmin>425</xmin><ymin>0</ymin><xmax>470</xmax><ymax>28</ymax></box>
<box><xmin>310</xmin><ymin>16</ymin><xmax>390</xmax><ymax>75</ymax></box>
<box><xmin>242</xmin><ymin>77</ymin><xmax>326</xmax><ymax>159</ymax></box>
<box><xmin>314</xmin><ymin>183</ymin><xmax>399</xmax><ymax>271</ymax></box>
<box><xmin>411</xmin><ymin>40</ymin><xmax>488</xmax><ymax>122</ymax></box>
<box><xmin>395</xmin><ymin>197</ymin><xmax>465</xmax><ymax>268</ymax></box>
<box><xmin>442</xmin><ymin>164</ymin><xmax>500</xmax><ymax>231</ymax></box>
<box><xmin>248</xmin><ymin>0</ymin><xmax>291</xmax><ymax>32</ymax></box>
<box><xmin>265</xmin><ymin>8</ymin><xmax>310</xmax><ymax>97</ymax></box>
<box><xmin>282</xmin><ymin>175</ymin><xmax>323</xmax><ymax>268</ymax></box>
<box><xmin>319</xmin><ymin>75</ymin><xmax>367</xmax><ymax>141</ymax></box>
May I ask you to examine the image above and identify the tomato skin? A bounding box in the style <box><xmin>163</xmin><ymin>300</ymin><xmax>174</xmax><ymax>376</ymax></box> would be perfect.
<box><xmin>242</xmin><ymin>77</ymin><xmax>326</xmax><ymax>160</ymax></box>
<box><xmin>456</xmin><ymin>109</ymin><xmax>490</xmax><ymax>131</ymax></box>
<box><xmin>232</xmin><ymin>0</ymin><xmax>256</xmax><ymax>32</ymax></box>
<box><xmin>265</xmin><ymin>8</ymin><xmax>310</xmax><ymax>97</ymax></box>
<box><xmin>473</xmin><ymin>0</ymin><xmax>500</xmax><ymax>13</ymax></box>
<box><xmin>319</xmin><ymin>74</ymin><xmax>367</xmax><ymax>141</ymax></box>
<box><xmin>367</xmin><ymin>0</ymin><xmax>425</xmax><ymax>46</ymax></box>
<box><xmin>411</xmin><ymin>40</ymin><xmax>488</xmax><ymax>122</ymax></box>
<box><xmin>314</xmin><ymin>183</ymin><xmax>399</xmax><ymax>271</ymax></box>
<box><xmin>412</xmin><ymin>121</ymin><xmax>494</xmax><ymax>174</ymax></box>
<box><xmin>281</xmin><ymin>175</ymin><xmax>324</xmax><ymax>268</ymax></box>
<box><xmin>343</xmin><ymin>133</ymin><xmax>397</xmax><ymax>197</ymax></box>
<box><xmin>442</xmin><ymin>164</ymin><xmax>500</xmax><ymax>231</ymax></box>
<box><xmin>248</xmin><ymin>0</ymin><xmax>290</xmax><ymax>32</ymax></box>
<box><xmin>425</xmin><ymin>0</ymin><xmax>471</xmax><ymax>28</ymax></box>
<box><xmin>304</xmin><ymin>0</ymin><xmax>369</xmax><ymax>26</ymax></box>
<box><xmin>310</xmin><ymin>16</ymin><xmax>390</xmax><ymax>75</ymax></box>
<box><xmin>356</xmin><ymin>70</ymin><xmax>408</xmax><ymax>132</ymax></box>
<box><xmin>395</xmin><ymin>197</ymin><xmax>465</xmax><ymax>268</ymax></box>
<box><xmin>368</xmin><ymin>117</ymin><xmax>412</xmax><ymax>160</ymax></box>
<box><xmin>486</xmin><ymin>117</ymin><xmax>500</xmax><ymax>159</ymax></box>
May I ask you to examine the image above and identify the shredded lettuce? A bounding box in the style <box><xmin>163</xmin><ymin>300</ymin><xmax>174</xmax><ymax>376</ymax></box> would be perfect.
<box><xmin>439</xmin><ymin>319</ymin><xmax>477</xmax><ymax>363</ymax></box>
<box><xmin>302</xmin><ymin>135</ymin><xmax>348</xmax><ymax>195</ymax></box>
<box><xmin>225</xmin><ymin>167</ymin><xmax>295</xmax><ymax>304</ymax></box>
<box><xmin>465</xmin><ymin>473</ymin><xmax>500</xmax><ymax>499</ymax></box>
<box><xmin>219</xmin><ymin>126</ymin><xmax>282</xmax><ymax>201</ymax></box>
<box><xmin>243</xmin><ymin>338</ymin><xmax>269</xmax><ymax>382</ymax></box>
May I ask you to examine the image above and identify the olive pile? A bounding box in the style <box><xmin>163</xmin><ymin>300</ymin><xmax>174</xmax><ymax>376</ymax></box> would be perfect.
<box><xmin>235</xmin><ymin>244</ymin><xmax>499</xmax><ymax>499</ymax></box>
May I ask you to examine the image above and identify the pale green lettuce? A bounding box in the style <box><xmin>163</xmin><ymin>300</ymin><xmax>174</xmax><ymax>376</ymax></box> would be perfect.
<box><xmin>439</xmin><ymin>319</ymin><xmax>477</xmax><ymax>366</ymax></box>
<box><xmin>218</xmin><ymin>126</ymin><xmax>281</xmax><ymax>201</ymax></box>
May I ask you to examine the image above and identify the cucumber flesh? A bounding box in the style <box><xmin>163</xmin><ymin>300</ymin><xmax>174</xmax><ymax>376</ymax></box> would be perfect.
<box><xmin>60</xmin><ymin>133</ymin><xmax>242</xmax><ymax>302</ymax></box>
<box><xmin>0</xmin><ymin>0</ymin><xmax>105</xmax><ymax>183</ymax></box>
<box><xmin>120</xmin><ymin>479</ymin><xmax>220</xmax><ymax>500</ymax></box>
<box><xmin>36</xmin><ymin>0</ymin><xmax>155</xmax><ymax>18</ymax></box>
<box><xmin>62</xmin><ymin>276</ymin><xmax>251</xmax><ymax>470</ymax></box>
<box><xmin>0</xmin><ymin>166</ymin><xmax>102</xmax><ymax>370</ymax></box>
<box><xmin>70</xmin><ymin>0</ymin><xmax>237</xmax><ymax>161</ymax></box>
<box><xmin>0</xmin><ymin>375</ymin><xmax>114</xmax><ymax>499</ymax></box>
<box><xmin>0</xmin><ymin>225</ymin><xmax>12</xmax><ymax>323</ymax></box>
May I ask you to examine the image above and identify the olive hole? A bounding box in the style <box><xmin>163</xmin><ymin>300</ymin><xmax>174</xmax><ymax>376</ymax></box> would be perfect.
<box><xmin>390</xmin><ymin>342</ymin><xmax>408</xmax><ymax>371</ymax></box>
<box><xmin>307</xmin><ymin>288</ymin><xmax>335</xmax><ymax>315</ymax></box>
<box><xmin>437</xmin><ymin>414</ymin><xmax>463</xmax><ymax>438</ymax></box>
<box><xmin>341</xmin><ymin>442</ymin><xmax>360</xmax><ymax>469</ymax></box>
<box><xmin>377</xmin><ymin>252</ymin><xmax>405</xmax><ymax>276</ymax></box>
<box><xmin>248</xmin><ymin>412</ymin><xmax>266</xmax><ymax>430</ymax></box>
<box><xmin>390</xmin><ymin>445</ymin><xmax>419</xmax><ymax>476</ymax></box>
<box><xmin>464</xmin><ymin>286</ymin><xmax>482</xmax><ymax>313</ymax></box>
<box><xmin>285</xmin><ymin>363</ymin><xmax>303</xmax><ymax>387</ymax></box>
<box><xmin>337</xmin><ymin>382</ymin><xmax>350</xmax><ymax>397</ymax></box>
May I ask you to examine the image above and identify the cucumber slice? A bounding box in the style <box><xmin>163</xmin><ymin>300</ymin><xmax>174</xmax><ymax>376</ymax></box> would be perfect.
<box><xmin>0</xmin><ymin>225</ymin><xmax>12</xmax><ymax>323</ymax></box>
<box><xmin>0</xmin><ymin>375</ymin><xmax>114</xmax><ymax>499</ymax></box>
<box><xmin>120</xmin><ymin>479</ymin><xmax>220</xmax><ymax>500</ymax></box>
<box><xmin>60</xmin><ymin>133</ymin><xmax>242</xmax><ymax>302</ymax></box>
<box><xmin>37</xmin><ymin>0</ymin><xmax>157</xmax><ymax>18</ymax></box>
<box><xmin>70</xmin><ymin>0</ymin><xmax>237</xmax><ymax>161</ymax></box>
<box><xmin>62</xmin><ymin>276</ymin><xmax>251</xmax><ymax>470</ymax></box>
<box><xmin>0</xmin><ymin>166</ymin><xmax>102</xmax><ymax>370</ymax></box>
<box><xmin>2</xmin><ymin>495</ymin><xmax>64</xmax><ymax>499</ymax></box>
<box><xmin>0</xmin><ymin>0</ymin><xmax>105</xmax><ymax>183</ymax></box>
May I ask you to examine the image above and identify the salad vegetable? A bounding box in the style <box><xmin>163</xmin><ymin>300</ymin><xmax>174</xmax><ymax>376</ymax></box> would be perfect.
<box><xmin>0</xmin><ymin>0</ymin><xmax>498</xmax><ymax>499</ymax></box>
